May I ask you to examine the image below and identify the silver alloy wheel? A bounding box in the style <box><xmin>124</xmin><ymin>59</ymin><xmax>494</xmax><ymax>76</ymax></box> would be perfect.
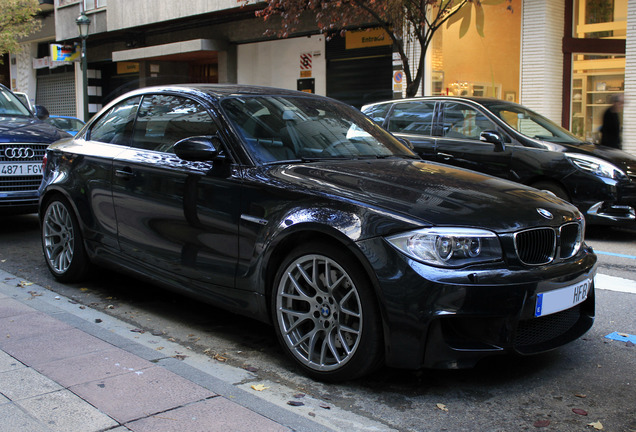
<box><xmin>276</xmin><ymin>254</ymin><xmax>363</xmax><ymax>372</ymax></box>
<box><xmin>43</xmin><ymin>201</ymin><xmax>75</xmax><ymax>275</ymax></box>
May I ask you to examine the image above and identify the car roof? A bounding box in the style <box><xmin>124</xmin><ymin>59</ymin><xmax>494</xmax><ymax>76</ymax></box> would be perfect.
<box><xmin>122</xmin><ymin>84</ymin><xmax>322</xmax><ymax>102</ymax></box>
<box><xmin>364</xmin><ymin>96</ymin><xmax>520</xmax><ymax>109</ymax></box>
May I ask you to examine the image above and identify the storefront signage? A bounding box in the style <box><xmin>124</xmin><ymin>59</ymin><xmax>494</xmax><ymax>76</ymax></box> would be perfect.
<box><xmin>50</xmin><ymin>44</ymin><xmax>80</xmax><ymax>62</ymax></box>
<box><xmin>346</xmin><ymin>28</ymin><xmax>392</xmax><ymax>50</ymax></box>
<box><xmin>117</xmin><ymin>62</ymin><xmax>140</xmax><ymax>74</ymax></box>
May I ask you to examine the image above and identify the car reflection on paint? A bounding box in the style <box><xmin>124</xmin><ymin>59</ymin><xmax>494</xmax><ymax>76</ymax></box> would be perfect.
<box><xmin>39</xmin><ymin>85</ymin><xmax>596</xmax><ymax>381</ymax></box>
<box><xmin>362</xmin><ymin>97</ymin><xmax>636</xmax><ymax>227</ymax></box>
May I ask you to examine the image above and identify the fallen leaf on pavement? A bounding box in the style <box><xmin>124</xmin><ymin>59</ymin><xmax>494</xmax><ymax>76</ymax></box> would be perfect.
<box><xmin>588</xmin><ymin>421</ymin><xmax>603</xmax><ymax>430</ymax></box>
<box><xmin>533</xmin><ymin>420</ymin><xmax>551</xmax><ymax>428</ymax></box>
<box><xmin>244</xmin><ymin>366</ymin><xmax>258</xmax><ymax>373</ymax></box>
<box><xmin>319</xmin><ymin>403</ymin><xmax>331</xmax><ymax>409</ymax></box>
<box><xmin>174</xmin><ymin>354</ymin><xmax>188</xmax><ymax>360</ymax></box>
<box><xmin>213</xmin><ymin>353</ymin><xmax>227</xmax><ymax>362</ymax></box>
<box><xmin>294</xmin><ymin>393</ymin><xmax>305</xmax><ymax>398</ymax></box>
<box><xmin>287</xmin><ymin>401</ymin><xmax>304</xmax><ymax>407</ymax></box>
<box><xmin>251</xmin><ymin>384</ymin><xmax>269</xmax><ymax>391</ymax></box>
<box><xmin>575</xmin><ymin>394</ymin><xmax>587</xmax><ymax>398</ymax></box>
<box><xmin>436</xmin><ymin>403</ymin><xmax>448</xmax><ymax>412</ymax></box>
<box><xmin>573</xmin><ymin>408</ymin><xmax>588</xmax><ymax>416</ymax></box>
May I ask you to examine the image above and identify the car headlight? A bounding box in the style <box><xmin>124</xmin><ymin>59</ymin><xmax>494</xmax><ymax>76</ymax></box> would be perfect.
<box><xmin>565</xmin><ymin>153</ymin><xmax>627</xmax><ymax>180</ymax></box>
<box><xmin>387</xmin><ymin>227</ymin><xmax>502</xmax><ymax>268</ymax></box>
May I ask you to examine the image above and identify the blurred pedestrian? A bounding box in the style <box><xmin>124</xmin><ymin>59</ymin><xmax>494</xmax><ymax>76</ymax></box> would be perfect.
<box><xmin>600</xmin><ymin>93</ymin><xmax>624</xmax><ymax>149</ymax></box>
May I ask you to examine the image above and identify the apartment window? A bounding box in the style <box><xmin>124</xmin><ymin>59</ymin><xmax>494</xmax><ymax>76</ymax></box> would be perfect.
<box><xmin>84</xmin><ymin>0</ymin><xmax>106</xmax><ymax>10</ymax></box>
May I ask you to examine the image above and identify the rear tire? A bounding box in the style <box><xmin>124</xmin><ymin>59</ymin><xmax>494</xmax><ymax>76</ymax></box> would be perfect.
<box><xmin>271</xmin><ymin>242</ymin><xmax>383</xmax><ymax>382</ymax></box>
<box><xmin>41</xmin><ymin>196</ymin><xmax>90</xmax><ymax>282</ymax></box>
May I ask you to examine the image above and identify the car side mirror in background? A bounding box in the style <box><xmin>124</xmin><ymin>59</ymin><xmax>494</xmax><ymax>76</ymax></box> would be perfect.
<box><xmin>480</xmin><ymin>130</ymin><xmax>506</xmax><ymax>152</ymax></box>
<box><xmin>174</xmin><ymin>135</ymin><xmax>224</xmax><ymax>162</ymax></box>
<box><xmin>397</xmin><ymin>137</ymin><xmax>415</xmax><ymax>150</ymax></box>
<box><xmin>34</xmin><ymin>105</ymin><xmax>50</xmax><ymax>121</ymax></box>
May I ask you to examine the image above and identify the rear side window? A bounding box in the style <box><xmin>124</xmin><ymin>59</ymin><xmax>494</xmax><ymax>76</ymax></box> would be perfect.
<box><xmin>131</xmin><ymin>94</ymin><xmax>217</xmax><ymax>153</ymax></box>
<box><xmin>362</xmin><ymin>103</ymin><xmax>391</xmax><ymax>126</ymax></box>
<box><xmin>386</xmin><ymin>101</ymin><xmax>435</xmax><ymax>136</ymax></box>
<box><xmin>88</xmin><ymin>97</ymin><xmax>141</xmax><ymax>145</ymax></box>
<box><xmin>440</xmin><ymin>103</ymin><xmax>494</xmax><ymax>140</ymax></box>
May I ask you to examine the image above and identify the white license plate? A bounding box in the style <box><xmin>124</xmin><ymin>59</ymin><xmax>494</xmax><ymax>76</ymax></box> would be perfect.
<box><xmin>0</xmin><ymin>162</ymin><xmax>42</xmax><ymax>176</ymax></box>
<box><xmin>535</xmin><ymin>279</ymin><xmax>592</xmax><ymax>317</ymax></box>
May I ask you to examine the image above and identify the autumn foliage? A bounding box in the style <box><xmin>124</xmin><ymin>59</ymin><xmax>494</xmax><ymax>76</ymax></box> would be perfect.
<box><xmin>244</xmin><ymin>0</ymin><xmax>512</xmax><ymax>97</ymax></box>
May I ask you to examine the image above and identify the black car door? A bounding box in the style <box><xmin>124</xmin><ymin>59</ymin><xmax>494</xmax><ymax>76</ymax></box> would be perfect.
<box><xmin>434</xmin><ymin>101</ymin><xmax>513</xmax><ymax>178</ymax></box>
<box><xmin>111</xmin><ymin>93</ymin><xmax>240</xmax><ymax>288</ymax></box>
<box><xmin>384</xmin><ymin>100</ymin><xmax>438</xmax><ymax>158</ymax></box>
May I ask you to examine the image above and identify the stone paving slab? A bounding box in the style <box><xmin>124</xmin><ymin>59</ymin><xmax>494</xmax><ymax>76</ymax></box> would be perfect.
<box><xmin>2</xmin><ymin>327</ymin><xmax>114</xmax><ymax>367</ymax></box>
<box><xmin>17</xmin><ymin>389</ymin><xmax>118</xmax><ymax>432</ymax></box>
<box><xmin>0</xmin><ymin>350</ymin><xmax>24</xmax><ymax>373</ymax></box>
<box><xmin>0</xmin><ymin>366</ymin><xmax>62</xmax><ymax>401</ymax></box>
<box><xmin>0</xmin><ymin>402</ymin><xmax>51</xmax><ymax>432</ymax></box>
<box><xmin>0</xmin><ymin>311</ymin><xmax>75</xmax><ymax>345</ymax></box>
<box><xmin>126</xmin><ymin>397</ymin><xmax>291</xmax><ymax>432</ymax></box>
<box><xmin>70</xmin><ymin>365</ymin><xmax>216</xmax><ymax>424</ymax></box>
<box><xmin>0</xmin><ymin>297</ymin><xmax>39</xmax><ymax>318</ymax></box>
<box><xmin>33</xmin><ymin>346</ymin><xmax>155</xmax><ymax>388</ymax></box>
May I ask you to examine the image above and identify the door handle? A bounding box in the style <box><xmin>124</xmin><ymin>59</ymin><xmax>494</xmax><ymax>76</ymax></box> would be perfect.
<box><xmin>115</xmin><ymin>166</ymin><xmax>134</xmax><ymax>179</ymax></box>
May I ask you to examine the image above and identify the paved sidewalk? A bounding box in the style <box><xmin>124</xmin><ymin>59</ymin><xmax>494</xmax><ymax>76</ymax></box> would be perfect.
<box><xmin>0</xmin><ymin>270</ymin><xmax>334</xmax><ymax>432</ymax></box>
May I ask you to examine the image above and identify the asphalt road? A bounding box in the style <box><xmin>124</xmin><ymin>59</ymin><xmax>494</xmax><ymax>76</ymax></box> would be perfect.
<box><xmin>1</xmin><ymin>213</ymin><xmax>635</xmax><ymax>431</ymax></box>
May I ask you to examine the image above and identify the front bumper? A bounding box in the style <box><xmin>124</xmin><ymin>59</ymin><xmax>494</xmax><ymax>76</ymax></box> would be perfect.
<box><xmin>569</xmin><ymin>173</ymin><xmax>636</xmax><ymax>226</ymax></box>
<box><xmin>357</xmin><ymin>237</ymin><xmax>597</xmax><ymax>370</ymax></box>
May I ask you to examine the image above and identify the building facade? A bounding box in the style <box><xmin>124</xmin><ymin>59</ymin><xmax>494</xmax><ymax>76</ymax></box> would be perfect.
<box><xmin>11</xmin><ymin>0</ymin><xmax>636</xmax><ymax>155</ymax></box>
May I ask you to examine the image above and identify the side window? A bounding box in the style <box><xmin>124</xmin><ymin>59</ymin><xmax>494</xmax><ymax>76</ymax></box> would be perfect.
<box><xmin>440</xmin><ymin>103</ymin><xmax>494</xmax><ymax>140</ymax></box>
<box><xmin>386</xmin><ymin>101</ymin><xmax>435</xmax><ymax>136</ymax></box>
<box><xmin>88</xmin><ymin>96</ymin><xmax>141</xmax><ymax>145</ymax></box>
<box><xmin>132</xmin><ymin>94</ymin><xmax>218</xmax><ymax>153</ymax></box>
<box><xmin>362</xmin><ymin>103</ymin><xmax>391</xmax><ymax>126</ymax></box>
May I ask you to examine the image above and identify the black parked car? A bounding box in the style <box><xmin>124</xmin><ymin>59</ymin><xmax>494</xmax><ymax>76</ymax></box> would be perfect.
<box><xmin>40</xmin><ymin>85</ymin><xmax>596</xmax><ymax>381</ymax></box>
<box><xmin>362</xmin><ymin>97</ymin><xmax>636</xmax><ymax>227</ymax></box>
<box><xmin>0</xmin><ymin>84</ymin><xmax>68</xmax><ymax>215</ymax></box>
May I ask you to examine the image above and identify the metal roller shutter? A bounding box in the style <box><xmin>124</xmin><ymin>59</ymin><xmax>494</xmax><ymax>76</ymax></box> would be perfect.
<box><xmin>36</xmin><ymin>73</ymin><xmax>77</xmax><ymax>117</ymax></box>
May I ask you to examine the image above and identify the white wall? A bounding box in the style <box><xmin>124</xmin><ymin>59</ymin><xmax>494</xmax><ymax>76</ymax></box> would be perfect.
<box><xmin>237</xmin><ymin>35</ymin><xmax>326</xmax><ymax>95</ymax></box>
<box><xmin>520</xmin><ymin>0</ymin><xmax>565</xmax><ymax>122</ymax></box>
<box><xmin>623</xmin><ymin>0</ymin><xmax>636</xmax><ymax>155</ymax></box>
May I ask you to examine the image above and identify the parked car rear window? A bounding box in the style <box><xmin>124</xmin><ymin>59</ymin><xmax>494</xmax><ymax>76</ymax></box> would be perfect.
<box><xmin>386</xmin><ymin>101</ymin><xmax>435</xmax><ymax>135</ymax></box>
<box><xmin>440</xmin><ymin>103</ymin><xmax>494</xmax><ymax>140</ymax></box>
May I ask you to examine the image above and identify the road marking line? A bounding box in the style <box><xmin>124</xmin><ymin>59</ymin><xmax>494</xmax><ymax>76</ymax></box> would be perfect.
<box><xmin>595</xmin><ymin>273</ymin><xmax>636</xmax><ymax>294</ymax></box>
<box><xmin>595</xmin><ymin>250</ymin><xmax>636</xmax><ymax>260</ymax></box>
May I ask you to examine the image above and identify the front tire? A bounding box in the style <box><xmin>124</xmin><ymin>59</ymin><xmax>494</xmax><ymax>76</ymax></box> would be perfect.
<box><xmin>272</xmin><ymin>242</ymin><xmax>383</xmax><ymax>381</ymax></box>
<box><xmin>41</xmin><ymin>196</ymin><xmax>90</xmax><ymax>282</ymax></box>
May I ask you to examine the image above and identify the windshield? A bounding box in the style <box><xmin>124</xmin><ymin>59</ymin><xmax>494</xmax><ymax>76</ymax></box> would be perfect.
<box><xmin>488</xmin><ymin>103</ymin><xmax>582</xmax><ymax>144</ymax></box>
<box><xmin>0</xmin><ymin>88</ymin><xmax>33</xmax><ymax>116</ymax></box>
<box><xmin>221</xmin><ymin>95</ymin><xmax>415</xmax><ymax>163</ymax></box>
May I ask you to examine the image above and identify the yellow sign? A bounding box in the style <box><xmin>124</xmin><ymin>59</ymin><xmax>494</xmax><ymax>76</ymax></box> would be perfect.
<box><xmin>300</xmin><ymin>70</ymin><xmax>312</xmax><ymax>78</ymax></box>
<box><xmin>117</xmin><ymin>62</ymin><xmax>140</xmax><ymax>74</ymax></box>
<box><xmin>346</xmin><ymin>28</ymin><xmax>392</xmax><ymax>50</ymax></box>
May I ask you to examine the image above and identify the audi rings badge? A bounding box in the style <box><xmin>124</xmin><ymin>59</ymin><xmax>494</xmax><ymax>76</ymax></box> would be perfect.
<box><xmin>4</xmin><ymin>147</ymin><xmax>35</xmax><ymax>159</ymax></box>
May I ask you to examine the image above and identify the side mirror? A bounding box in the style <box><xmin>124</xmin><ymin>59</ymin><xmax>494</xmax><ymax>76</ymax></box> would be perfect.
<box><xmin>397</xmin><ymin>137</ymin><xmax>415</xmax><ymax>150</ymax></box>
<box><xmin>174</xmin><ymin>136</ymin><xmax>224</xmax><ymax>162</ymax></box>
<box><xmin>480</xmin><ymin>130</ymin><xmax>506</xmax><ymax>152</ymax></box>
<box><xmin>34</xmin><ymin>105</ymin><xmax>50</xmax><ymax>121</ymax></box>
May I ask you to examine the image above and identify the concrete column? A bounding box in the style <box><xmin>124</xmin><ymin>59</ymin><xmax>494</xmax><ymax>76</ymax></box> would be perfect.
<box><xmin>623</xmin><ymin>1</ymin><xmax>636</xmax><ymax>154</ymax></box>
<box><xmin>520</xmin><ymin>0</ymin><xmax>565</xmax><ymax>123</ymax></box>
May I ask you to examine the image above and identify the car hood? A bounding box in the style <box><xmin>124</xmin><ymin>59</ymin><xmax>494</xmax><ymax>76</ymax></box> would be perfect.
<box><xmin>264</xmin><ymin>159</ymin><xmax>580</xmax><ymax>232</ymax></box>
<box><xmin>0</xmin><ymin>116</ymin><xmax>65</xmax><ymax>143</ymax></box>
